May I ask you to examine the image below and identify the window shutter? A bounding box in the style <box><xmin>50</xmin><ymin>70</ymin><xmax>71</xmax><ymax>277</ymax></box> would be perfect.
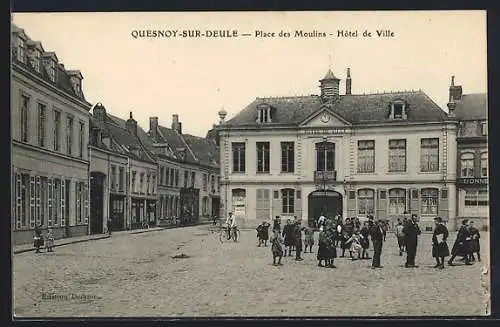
<box><xmin>15</xmin><ymin>173</ymin><xmax>22</xmax><ymax>229</ymax></box>
<box><xmin>29</xmin><ymin>175</ymin><xmax>35</xmax><ymax>228</ymax></box>
<box><xmin>47</xmin><ymin>179</ymin><xmax>53</xmax><ymax>227</ymax></box>
<box><xmin>35</xmin><ymin>176</ymin><xmax>41</xmax><ymax>226</ymax></box>
<box><xmin>272</xmin><ymin>190</ymin><xmax>281</xmax><ymax>218</ymax></box>
<box><xmin>347</xmin><ymin>190</ymin><xmax>356</xmax><ymax>217</ymax></box>
<box><xmin>295</xmin><ymin>189</ymin><xmax>302</xmax><ymax>219</ymax></box>
<box><xmin>376</xmin><ymin>188</ymin><xmax>388</xmax><ymax>220</ymax></box>
<box><xmin>61</xmin><ymin>180</ymin><xmax>66</xmax><ymax>227</ymax></box>
<box><xmin>84</xmin><ymin>183</ymin><xmax>89</xmax><ymax>223</ymax></box>
<box><xmin>438</xmin><ymin>188</ymin><xmax>449</xmax><ymax>220</ymax></box>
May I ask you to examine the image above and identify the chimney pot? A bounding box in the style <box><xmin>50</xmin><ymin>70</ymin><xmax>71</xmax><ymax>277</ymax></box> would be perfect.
<box><xmin>345</xmin><ymin>67</ymin><xmax>352</xmax><ymax>95</ymax></box>
<box><xmin>129</xmin><ymin>112</ymin><xmax>133</xmax><ymax>119</ymax></box>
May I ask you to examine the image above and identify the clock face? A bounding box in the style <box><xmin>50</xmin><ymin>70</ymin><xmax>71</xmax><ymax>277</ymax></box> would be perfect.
<box><xmin>320</xmin><ymin>113</ymin><xmax>330</xmax><ymax>123</ymax></box>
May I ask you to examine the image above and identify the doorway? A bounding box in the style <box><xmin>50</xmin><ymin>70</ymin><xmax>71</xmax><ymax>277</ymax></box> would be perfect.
<box><xmin>90</xmin><ymin>172</ymin><xmax>105</xmax><ymax>234</ymax></box>
<box><xmin>307</xmin><ymin>190</ymin><xmax>343</xmax><ymax>227</ymax></box>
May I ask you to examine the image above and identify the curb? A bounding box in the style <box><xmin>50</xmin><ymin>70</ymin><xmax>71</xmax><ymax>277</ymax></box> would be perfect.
<box><xmin>13</xmin><ymin>235</ymin><xmax>111</xmax><ymax>254</ymax></box>
<box><xmin>13</xmin><ymin>222</ymin><xmax>213</xmax><ymax>254</ymax></box>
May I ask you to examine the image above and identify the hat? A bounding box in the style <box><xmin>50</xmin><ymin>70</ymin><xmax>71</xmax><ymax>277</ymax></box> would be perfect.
<box><xmin>434</xmin><ymin>217</ymin><xmax>443</xmax><ymax>223</ymax></box>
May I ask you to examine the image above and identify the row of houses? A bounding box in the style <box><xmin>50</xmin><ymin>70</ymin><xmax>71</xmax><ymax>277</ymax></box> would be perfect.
<box><xmin>217</xmin><ymin>68</ymin><xmax>488</xmax><ymax>231</ymax></box>
<box><xmin>11</xmin><ymin>24</ymin><xmax>220</xmax><ymax>245</ymax></box>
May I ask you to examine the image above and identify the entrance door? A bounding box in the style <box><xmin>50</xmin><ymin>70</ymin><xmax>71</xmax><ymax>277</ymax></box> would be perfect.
<box><xmin>211</xmin><ymin>197</ymin><xmax>221</xmax><ymax>218</ymax></box>
<box><xmin>308</xmin><ymin>190</ymin><xmax>343</xmax><ymax>227</ymax></box>
<box><xmin>90</xmin><ymin>172</ymin><xmax>105</xmax><ymax>234</ymax></box>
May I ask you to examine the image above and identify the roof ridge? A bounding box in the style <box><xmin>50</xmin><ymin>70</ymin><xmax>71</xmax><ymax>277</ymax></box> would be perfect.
<box><xmin>256</xmin><ymin>95</ymin><xmax>319</xmax><ymax>100</ymax></box>
<box><xmin>349</xmin><ymin>90</ymin><xmax>422</xmax><ymax>96</ymax></box>
<box><xmin>176</xmin><ymin>131</ymin><xmax>199</xmax><ymax>162</ymax></box>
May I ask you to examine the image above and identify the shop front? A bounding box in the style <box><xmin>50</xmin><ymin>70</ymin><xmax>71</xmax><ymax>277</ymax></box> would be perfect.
<box><xmin>110</xmin><ymin>194</ymin><xmax>126</xmax><ymax>231</ymax></box>
<box><xmin>457</xmin><ymin>177</ymin><xmax>489</xmax><ymax>230</ymax></box>
<box><xmin>180</xmin><ymin>188</ymin><xmax>200</xmax><ymax>225</ymax></box>
<box><xmin>131</xmin><ymin>198</ymin><xmax>145</xmax><ymax>229</ymax></box>
<box><xmin>146</xmin><ymin>199</ymin><xmax>157</xmax><ymax>227</ymax></box>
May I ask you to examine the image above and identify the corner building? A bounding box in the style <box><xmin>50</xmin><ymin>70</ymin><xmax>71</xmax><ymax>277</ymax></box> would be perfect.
<box><xmin>447</xmin><ymin>77</ymin><xmax>488</xmax><ymax>230</ymax></box>
<box><xmin>11</xmin><ymin>24</ymin><xmax>92</xmax><ymax>244</ymax></box>
<box><xmin>218</xmin><ymin>67</ymin><xmax>458</xmax><ymax>230</ymax></box>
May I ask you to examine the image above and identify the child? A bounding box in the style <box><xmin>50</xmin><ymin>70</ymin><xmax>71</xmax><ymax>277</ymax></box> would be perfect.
<box><xmin>33</xmin><ymin>224</ymin><xmax>44</xmax><ymax>253</ymax></box>
<box><xmin>346</xmin><ymin>229</ymin><xmax>363</xmax><ymax>260</ymax></box>
<box><xmin>256</xmin><ymin>221</ymin><xmax>271</xmax><ymax>247</ymax></box>
<box><xmin>45</xmin><ymin>228</ymin><xmax>55</xmax><ymax>252</ymax></box>
<box><xmin>270</xmin><ymin>229</ymin><xmax>284</xmax><ymax>266</ymax></box>
<box><xmin>303</xmin><ymin>226</ymin><xmax>315</xmax><ymax>253</ymax></box>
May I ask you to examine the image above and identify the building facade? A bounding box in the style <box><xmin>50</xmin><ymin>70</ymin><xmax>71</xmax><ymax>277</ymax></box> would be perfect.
<box><xmin>447</xmin><ymin>77</ymin><xmax>488</xmax><ymax>230</ymax></box>
<box><xmin>89</xmin><ymin>103</ymin><xmax>158</xmax><ymax>233</ymax></box>
<box><xmin>146</xmin><ymin>114</ymin><xmax>220</xmax><ymax>224</ymax></box>
<box><xmin>11</xmin><ymin>24</ymin><xmax>92</xmax><ymax>245</ymax></box>
<box><xmin>218</xmin><ymin>67</ymin><xmax>458</xmax><ymax>230</ymax></box>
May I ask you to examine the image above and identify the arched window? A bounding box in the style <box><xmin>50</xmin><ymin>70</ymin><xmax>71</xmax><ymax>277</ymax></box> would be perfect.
<box><xmin>421</xmin><ymin>188</ymin><xmax>438</xmax><ymax>215</ymax></box>
<box><xmin>358</xmin><ymin>189</ymin><xmax>375</xmax><ymax>215</ymax></box>
<box><xmin>281</xmin><ymin>188</ymin><xmax>295</xmax><ymax>214</ymax></box>
<box><xmin>460</xmin><ymin>152</ymin><xmax>475</xmax><ymax>177</ymax></box>
<box><xmin>388</xmin><ymin>188</ymin><xmax>406</xmax><ymax>215</ymax></box>
<box><xmin>315</xmin><ymin>142</ymin><xmax>335</xmax><ymax>172</ymax></box>
<box><xmin>480</xmin><ymin>152</ymin><xmax>488</xmax><ymax>177</ymax></box>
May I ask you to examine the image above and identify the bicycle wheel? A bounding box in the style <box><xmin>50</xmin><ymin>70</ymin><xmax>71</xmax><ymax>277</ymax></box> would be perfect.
<box><xmin>232</xmin><ymin>229</ymin><xmax>240</xmax><ymax>242</ymax></box>
<box><xmin>219</xmin><ymin>229</ymin><xmax>227</xmax><ymax>243</ymax></box>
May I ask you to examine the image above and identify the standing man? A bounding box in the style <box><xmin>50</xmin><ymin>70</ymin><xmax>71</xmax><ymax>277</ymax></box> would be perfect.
<box><xmin>273</xmin><ymin>215</ymin><xmax>281</xmax><ymax>233</ymax></box>
<box><xmin>107</xmin><ymin>217</ymin><xmax>113</xmax><ymax>236</ymax></box>
<box><xmin>225</xmin><ymin>211</ymin><xmax>236</xmax><ymax>240</ymax></box>
<box><xmin>282</xmin><ymin>219</ymin><xmax>296</xmax><ymax>257</ymax></box>
<box><xmin>395</xmin><ymin>219</ymin><xmax>405</xmax><ymax>256</ymax></box>
<box><xmin>403</xmin><ymin>214</ymin><xmax>422</xmax><ymax>268</ymax></box>
<box><xmin>294</xmin><ymin>220</ymin><xmax>304</xmax><ymax>261</ymax></box>
<box><xmin>369</xmin><ymin>216</ymin><xmax>384</xmax><ymax>269</ymax></box>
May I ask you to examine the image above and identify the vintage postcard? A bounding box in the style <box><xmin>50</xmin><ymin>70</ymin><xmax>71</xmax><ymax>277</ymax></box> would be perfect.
<box><xmin>11</xmin><ymin>11</ymin><xmax>489</xmax><ymax>318</ymax></box>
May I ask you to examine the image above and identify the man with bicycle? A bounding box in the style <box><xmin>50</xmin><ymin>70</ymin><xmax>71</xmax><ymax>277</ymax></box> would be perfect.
<box><xmin>225</xmin><ymin>211</ymin><xmax>236</xmax><ymax>240</ymax></box>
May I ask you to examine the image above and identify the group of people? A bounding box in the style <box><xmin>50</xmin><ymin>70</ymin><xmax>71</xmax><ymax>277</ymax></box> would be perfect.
<box><xmin>33</xmin><ymin>224</ymin><xmax>55</xmax><ymax>253</ymax></box>
<box><xmin>255</xmin><ymin>213</ymin><xmax>482</xmax><ymax>269</ymax></box>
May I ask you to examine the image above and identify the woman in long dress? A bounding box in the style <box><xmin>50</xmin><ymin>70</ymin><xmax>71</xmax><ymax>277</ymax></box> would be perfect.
<box><xmin>448</xmin><ymin>219</ymin><xmax>472</xmax><ymax>266</ymax></box>
<box><xmin>432</xmin><ymin>217</ymin><xmax>450</xmax><ymax>269</ymax></box>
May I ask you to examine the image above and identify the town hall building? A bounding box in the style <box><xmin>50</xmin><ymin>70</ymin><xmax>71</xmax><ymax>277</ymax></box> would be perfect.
<box><xmin>218</xmin><ymin>67</ymin><xmax>459</xmax><ymax>231</ymax></box>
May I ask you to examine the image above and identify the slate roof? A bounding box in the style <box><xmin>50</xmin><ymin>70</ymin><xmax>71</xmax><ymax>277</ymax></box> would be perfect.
<box><xmin>321</xmin><ymin>69</ymin><xmax>339</xmax><ymax>80</ymax></box>
<box><xmin>225</xmin><ymin>91</ymin><xmax>449</xmax><ymax>127</ymax></box>
<box><xmin>11</xmin><ymin>24</ymin><xmax>90</xmax><ymax>106</ymax></box>
<box><xmin>453</xmin><ymin>93</ymin><xmax>487</xmax><ymax>120</ymax></box>
<box><xmin>155</xmin><ymin>125</ymin><xmax>219</xmax><ymax>169</ymax></box>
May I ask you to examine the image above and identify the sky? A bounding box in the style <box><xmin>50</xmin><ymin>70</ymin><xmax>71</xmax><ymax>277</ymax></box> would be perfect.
<box><xmin>12</xmin><ymin>11</ymin><xmax>487</xmax><ymax>137</ymax></box>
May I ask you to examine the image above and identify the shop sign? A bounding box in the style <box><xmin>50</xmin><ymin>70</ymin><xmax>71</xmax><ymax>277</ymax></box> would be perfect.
<box><xmin>457</xmin><ymin>178</ymin><xmax>488</xmax><ymax>186</ymax></box>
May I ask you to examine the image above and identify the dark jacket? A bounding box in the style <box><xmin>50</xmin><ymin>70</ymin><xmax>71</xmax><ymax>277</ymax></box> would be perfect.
<box><xmin>469</xmin><ymin>226</ymin><xmax>480</xmax><ymax>252</ymax></box>
<box><xmin>369</xmin><ymin>223</ymin><xmax>384</xmax><ymax>243</ymax></box>
<box><xmin>282</xmin><ymin>224</ymin><xmax>296</xmax><ymax>246</ymax></box>
<box><xmin>403</xmin><ymin>221</ymin><xmax>421</xmax><ymax>246</ymax></box>
<box><xmin>432</xmin><ymin>223</ymin><xmax>450</xmax><ymax>258</ymax></box>
<box><xmin>451</xmin><ymin>225</ymin><xmax>471</xmax><ymax>256</ymax></box>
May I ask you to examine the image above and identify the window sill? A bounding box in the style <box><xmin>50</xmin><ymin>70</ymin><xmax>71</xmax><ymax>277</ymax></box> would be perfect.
<box><xmin>356</xmin><ymin>172</ymin><xmax>377</xmax><ymax>175</ymax></box>
<box><xmin>418</xmin><ymin>171</ymin><xmax>440</xmax><ymax>174</ymax></box>
<box><xmin>256</xmin><ymin>172</ymin><xmax>271</xmax><ymax>175</ymax></box>
<box><xmin>387</xmin><ymin>171</ymin><xmax>408</xmax><ymax>175</ymax></box>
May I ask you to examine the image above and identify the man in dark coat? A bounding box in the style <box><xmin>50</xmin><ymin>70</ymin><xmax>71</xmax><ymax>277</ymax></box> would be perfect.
<box><xmin>107</xmin><ymin>217</ymin><xmax>113</xmax><ymax>236</ymax></box>
<box><xmin>448</xmin><ymin>219</ymin><xmax>473</xmax><ymax>266</ymax></box>
<box><xmin>294</xmin><ymin>220</ymin><xmax>304</xmax><ymax>261</ymax></box>
<box><xmin>369</xmin><ymin>216</ymin><xmax>384</xmax><ymax>268</ymax></box>
<box><xmin>432</xmin><ymin>217</ymin><xmax>450</xmax><ymax>269</ymax></box>
<box><xmin>282</xmin><ymin>219</ymin><xmax>296</xmax><ymax>257</ymax></box>
<box><xmin>341</xmin><ymin>217</ymin><xmax>354</xmax><ymax>257</ymax></box>
<box><xmin>403</xmin><ymin>214</ymin><xmax>422</xmax><ymax>268</ymax></box>
<box><xmin>468</xmin><ymin>221</ymin><xmax>481</xmax><ymax>262</ymax></box>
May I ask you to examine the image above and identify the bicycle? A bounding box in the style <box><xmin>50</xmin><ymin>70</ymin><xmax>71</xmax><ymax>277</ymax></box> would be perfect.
<box><xmin>219</xmin><ymin>225</ymin><xmax>240</xmax><ymax>243</ymax></box>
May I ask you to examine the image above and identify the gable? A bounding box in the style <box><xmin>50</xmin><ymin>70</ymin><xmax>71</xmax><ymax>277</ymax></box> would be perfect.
<box><xmin>300</xmin><ymin>108</ymin><xmax>350</xmax><ymax>127</ymax></box>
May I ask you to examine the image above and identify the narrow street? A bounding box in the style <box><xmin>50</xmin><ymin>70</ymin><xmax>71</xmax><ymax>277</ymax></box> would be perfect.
<box><xmin>13</xmin><ymin>225</ymin><xmax>489</xmax><ymax>317</ymax></box>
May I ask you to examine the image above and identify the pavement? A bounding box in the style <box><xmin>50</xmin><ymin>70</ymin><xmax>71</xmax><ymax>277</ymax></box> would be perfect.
<box><xmin>12</xmin><ymin>225</ymin><xmax>490</xmax><ymax>317</ymax></box>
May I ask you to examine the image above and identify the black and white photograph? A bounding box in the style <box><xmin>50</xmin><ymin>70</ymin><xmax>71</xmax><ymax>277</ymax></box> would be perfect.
<box><xmin>10</xmin><ymin>11</ymin><xmax>489</xmax><ymax>317</ymax></box>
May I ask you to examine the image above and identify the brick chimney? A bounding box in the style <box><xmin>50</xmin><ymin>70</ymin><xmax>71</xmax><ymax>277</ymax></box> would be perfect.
<box><xmin>449</xmin><ymin>75</ymin><xmax>463</xmax><ymax>102</ymax></box>
<box><xmin>149</xmin><ymin>116</ymin><xmax>158</xmax><ymax>137</ymax></box>
<box><xmin>125</xmin><ymin>111</ymin><xmax>138</xmax><ymax>136</ymax></box>
<box><xmin>172</xmin><ymin>114</ymin><xmax>182</xmax><ymax>134</ymax></box>
<box><xmin>447</xmin><ymin>99</ymin><xmax>456</xmax><ymax>118</ymax></box>
<box><xmin>345</xmin><ymin>67</ymin><xmax>352</xmax><ymax>95</ymax></box>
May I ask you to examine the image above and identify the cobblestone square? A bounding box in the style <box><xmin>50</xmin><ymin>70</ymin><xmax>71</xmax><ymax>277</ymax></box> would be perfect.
<box><xmin>13</xmin><ymin>225</ymin><xmax>490</xmax><ymax>317</ymax></box>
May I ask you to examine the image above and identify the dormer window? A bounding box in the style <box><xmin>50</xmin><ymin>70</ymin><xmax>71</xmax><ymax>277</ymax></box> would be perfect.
<box><xmin>33</xmin><ymin>50</ymin><xmax>41</xmax><ymax>72</ymax></box>
<box><xmin>389</xmin><ymin>100</ymin><xmax>407</xmax><ymax>120</ymax></box>
<box><xmin>48</xmin><ymin>60</ymin><xmax>56</xmax><ymax>82</ymax></box>
<box><xmin>256</xmin><ymin>104</ymin><xmax>272</xmax><ymax>123</ymax></box>
<box><xmin>16</xmin><ymin>36</ymin><xmax>25</xmax><ymax>63</ymax></box>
